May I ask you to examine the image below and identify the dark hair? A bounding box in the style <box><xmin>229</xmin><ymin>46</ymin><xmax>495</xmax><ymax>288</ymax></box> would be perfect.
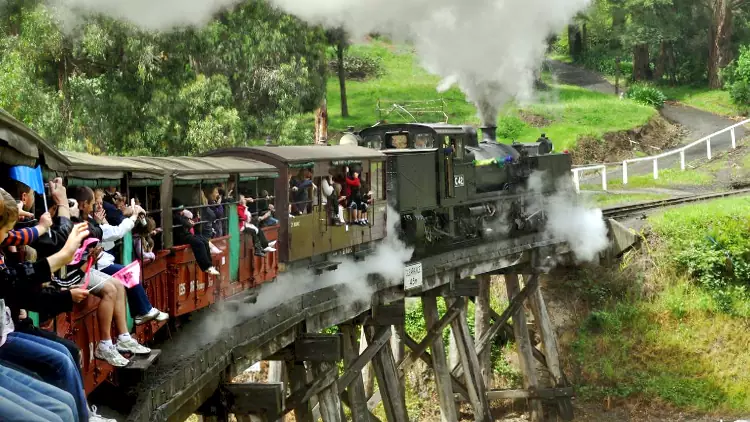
<box><xmin>1</xmin><ymin>179</ymin><xmax>32</xmax><ymax>199</ymax></box>
<box><xmin>72</xmin><ymin>186</ymin><xmax>94</xmax><ymax>204</ymax></box>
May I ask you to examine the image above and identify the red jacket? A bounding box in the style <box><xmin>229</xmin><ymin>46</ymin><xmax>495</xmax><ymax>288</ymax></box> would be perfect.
<box><xmin>345</xmin><ymin>176</ymin><xmax>360</xmax><ymax>198</ymax></box>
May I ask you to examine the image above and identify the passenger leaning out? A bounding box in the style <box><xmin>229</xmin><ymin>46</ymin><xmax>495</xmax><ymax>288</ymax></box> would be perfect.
<box><xmin>172</xmin><ymin>199</ymin><xmax>220</xmax><ymax>276</ymax></box>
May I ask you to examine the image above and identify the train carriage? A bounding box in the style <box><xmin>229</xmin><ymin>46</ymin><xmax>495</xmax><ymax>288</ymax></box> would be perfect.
<box><xmin>204</xmin><ymin>145</ymin><xmax>388</xmax><ymax>271</ymax></box>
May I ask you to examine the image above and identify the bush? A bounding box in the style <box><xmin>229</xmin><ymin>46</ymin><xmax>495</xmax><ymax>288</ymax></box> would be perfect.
<box><xmin>496</xmin><ymin>115</ymin><xmax>526</xmax><ymax>140</ymax></box>
<box><xmin>625</xmin><ymin>83</ymin><xmax>667</xmax><ymax>109</ymax></box>
<box><xmin>724</xmin><ymin>45</ymin><xmax>750</xmax><ymax>111</ymax></box>
<box><xmin>328</xmin><ymin>54</ymin><xmax>383</xmax><ymax>80</ymax></box>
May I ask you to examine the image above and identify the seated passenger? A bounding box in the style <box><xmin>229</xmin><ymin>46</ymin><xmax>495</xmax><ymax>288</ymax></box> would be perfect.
<box><xmin>248</xmin><ymin>191</ymin><xmax>278</xmax><ymax>227</ymax></box>
<box><xmin>133</xmin><ymin>213</ymin><xmax>159</xmax><ymax>264</ymax></box>
<box><xmin>0</xmin><ymin>191</ymin><xmax>115</xmax><ymax>421</ymax></box>
<box><xmin>345</xmin><ymin>169</ymin><xmax>368</xmax><ymax>226</ymax></box>
<box><xmin>238</xmin><ymin>195</ymin><xmax>276</xmax><ymax>257</ymax></box>
<box><xmin>321</xmin><ymin>173</ymin><xmax>341</xmax><ymax>226</ymax></box>
<box><xmin>172</xmin><ymin>199</ymin><xmax>220</xmax><ymax>276</ymax></box>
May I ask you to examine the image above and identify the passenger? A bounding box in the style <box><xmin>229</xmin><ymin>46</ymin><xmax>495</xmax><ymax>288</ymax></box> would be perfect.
<box><xmin>321</xmin><ymin>172</ymin><xmax>341</xmax><ymax>226</ymax></box>
<box><xmin>198</xmin><ymin>189</ymin><xmax>217</xmax><ymax>240</ymax></box>
<box><xmin>172</xmin><ymin>198</ymin><xmax>220</xmax><ymax>276</ymax></box>
<box><xmin>101</xmin><ymin>188</ymin><xmax>132</xmax><ymax>226</ymax></box>
<box><xmin>206</xmin><ymin>186</ymin><xmax>225</xmax><ymax>238</ymax></box>
<box><xmin>64</xmin><ymin>187</ymin><xmax>153</xmax><ymax>367</ymax></box>
<box><xmin>345</xmin><ymin>169</ymin><xmax>367</xmax><ymax>225</ymax></box>
<box><xmin>133</xmin><ymin>214</ymin><xmax>159</xmax><ymax>264</ymax></box>
<box><xmin>238</xmin><ymin>195</ymin><xmax>276</xmax><ymax>257</ymax></box>
<box><xmin>290</xmin><ymin>168</ymin><xmax>316</xmax><ymax>214</ymax></box>
<box><xmin>248</xmin><ymin>191</ymin><xmax>278</xmax><ymax>227</ymax></box>
<box><xmin>0</xmin><ymin>190</ymin><xmax>115</xmax><ymax>421</ymax></box>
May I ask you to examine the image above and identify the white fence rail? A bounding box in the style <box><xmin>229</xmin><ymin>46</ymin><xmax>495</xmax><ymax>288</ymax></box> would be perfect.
<box><xmin>571</xmin><ymin>118</ymin><xmax>750</xmax><ymax>192</ymax></box>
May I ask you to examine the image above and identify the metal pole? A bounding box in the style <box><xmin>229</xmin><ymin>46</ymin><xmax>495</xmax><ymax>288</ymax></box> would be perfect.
<box><xmin>653</xmin><ymin>159</ymin><xmax>658</xmax><ymax>180</ymax></box>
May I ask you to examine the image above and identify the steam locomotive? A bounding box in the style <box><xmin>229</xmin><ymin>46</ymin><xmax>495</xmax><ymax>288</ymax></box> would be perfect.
<box><xmin>338</xmin><ymin>123</ymin><xmax>573</xmax><ymax>257</ymax></box>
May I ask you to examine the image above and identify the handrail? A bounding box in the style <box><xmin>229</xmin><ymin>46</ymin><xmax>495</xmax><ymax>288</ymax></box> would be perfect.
<box><xmin>570</xmin><ymin>118</ymin><xmax>750</xmax><ymax>192</ymax></box>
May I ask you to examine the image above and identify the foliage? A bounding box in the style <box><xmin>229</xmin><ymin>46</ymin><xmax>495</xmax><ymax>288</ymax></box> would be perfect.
<box><xmin>625</xmin><ymin>83</ymin><xmax>667</xmax><ymax>108</ymax></box>
<box><xmin>0</xmin><ymin>0</ymin><xmax>328</xmax><ymax>155</ymax></box>
<box><xmin>328</xmin><ymin>54</ymin><xmax>383</xmax><ymax>80</ymax></box>
<box><xmin>650</xmin><ymin>197</ymin><xmax>750</xmax><ymax>315</ymax></box>
<box><xmin>723</xmin><ymin>45</ymin><xmax>750</xmax><ymax>112</ymax></box>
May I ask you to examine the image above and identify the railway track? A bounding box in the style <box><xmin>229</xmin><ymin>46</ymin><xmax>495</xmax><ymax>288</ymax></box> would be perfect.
<box><xmin>601</xmin><ymin>188</ymin><xmax>750</xmax><ymax>220</ymax></box>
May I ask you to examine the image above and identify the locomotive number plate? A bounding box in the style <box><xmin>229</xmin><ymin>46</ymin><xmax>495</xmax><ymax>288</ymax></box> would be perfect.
<box><xmin>404</xmin><ymin>262</ymin><xmax>423</xmax><ymax>290</ymax></box>
<box><xmin>454</xmin><ymin>174</ymin><xmax>465</xmax><ymax>187</ymax></box>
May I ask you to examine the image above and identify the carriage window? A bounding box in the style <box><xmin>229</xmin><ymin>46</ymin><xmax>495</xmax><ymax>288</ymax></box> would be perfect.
<box><xmin>414</xmin><ymin>133</ymin><xmax>433</xmax><ymax>149</ymax></box>
<box><xmin>365</xmin><ymin>135</ymin><xmax>382</xmax><ymax>149</ymax></box>
<box><xmin>387</xmin><ymin>134</ymin><xmax>408</xmax><ymax>149</ymax></box>
<box><xmin>369</xmin><ymin>161</ymin><xmax>385</xmax><ymax>200</ymax></box>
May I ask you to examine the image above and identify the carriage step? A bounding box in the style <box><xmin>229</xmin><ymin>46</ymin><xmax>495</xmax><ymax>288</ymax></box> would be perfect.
<box><xmin>123</xmin><ymin>349</ymin><xmax>161</xmax><ymax>371</ymax></box>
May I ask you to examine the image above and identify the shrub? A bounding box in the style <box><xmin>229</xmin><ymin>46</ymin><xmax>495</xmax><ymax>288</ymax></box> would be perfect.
<box><xmin>328</xmin><ymin>54</ymin><xmax>383</xmax><ymax>80</ymax></box>
<box><xmin>625</xmin><ymin>83</ymin><xmax>667</xmax><ymax>109</ymax></box>
<box><xmin>725</xmin><ymin>46</ymin><xmax>750</xmax><ymax>111</ymax></box>
<box><xmin>496</xmin><ymin>115</ymin><xmax>526</xmax><ymax>140</ymax></box>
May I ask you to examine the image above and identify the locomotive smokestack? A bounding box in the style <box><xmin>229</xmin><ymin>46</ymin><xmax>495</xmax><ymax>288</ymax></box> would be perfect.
<box><xmin>480</xmin><ymin>126</ymin><xmax>497</xmax><ymax>143</ymax></box>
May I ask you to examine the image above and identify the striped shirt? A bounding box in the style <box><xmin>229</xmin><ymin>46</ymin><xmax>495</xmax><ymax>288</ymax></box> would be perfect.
<box><xmin>0</xmin><ymin>227</ymin><xmax>39</xmax><ymax>268</ymax></box>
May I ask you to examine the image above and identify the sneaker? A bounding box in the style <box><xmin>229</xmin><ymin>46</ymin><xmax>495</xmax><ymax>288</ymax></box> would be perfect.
<box><xmin>134</xmin><ymin>308</ymin><xmax>159</xmax><ymax>325</ymax></box>
<box><xmin>263</xmin><ymin>246</ymin><xmax>276</xmax><ymax>252</ymax></box>
<box><xmin>89</xmin><ymin>405</ymin><xmax>117</xmax><ymax>422</ymax></box>
<box><xmin>155</xmin><ymin>310</ymin><xmax>169</xmax><ymax>322</ymax></box>
<box><xmin>116</xmin><ymin>337</ymin><xmax>151</xmax><ymax>355</ymax></box>
<box><xmin>268</xmin><ymin>240</ymin><xmax>277</xmax><ymax>248</ymax></box>
<box><xmin>95</xmin><ymin>344</ymin><xmax>129</xmax><ymax>367</ymax></box>
<box><xmin>207</xmin><ymin>267</ymin><xmax>220</xmax><ymax>276</ymax></box>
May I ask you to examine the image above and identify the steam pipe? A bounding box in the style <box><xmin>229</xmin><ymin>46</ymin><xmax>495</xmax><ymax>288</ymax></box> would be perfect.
<box><xmin>479</xmin><ymin>126</ymin><xmax>497</xmax><ymax>143</ymax></box>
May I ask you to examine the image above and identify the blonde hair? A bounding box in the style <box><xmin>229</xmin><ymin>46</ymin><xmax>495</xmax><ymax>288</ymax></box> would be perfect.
<box><xmin>0</xmin><ymin>188</ymin><xmax>19</xmax><ymax>228</ymax></box>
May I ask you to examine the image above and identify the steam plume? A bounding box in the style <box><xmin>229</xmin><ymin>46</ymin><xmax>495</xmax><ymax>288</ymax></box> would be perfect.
<box><xmin>47</xmin><ymin>0</ymin><xmax>591</xmax><ymax>125</ymax></box>
<box><xmin>526</xmin><ymin>171</ymin><xmax>609</xmax><ymax>263</ymax></box>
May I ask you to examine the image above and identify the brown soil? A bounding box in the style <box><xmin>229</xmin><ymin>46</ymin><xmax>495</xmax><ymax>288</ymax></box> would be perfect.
<box><xmin>519</xmin><ymin>110</ymin><xmax>553</xmax><ymax>128</ymax></box>
<box><xmin>570</xmin><ymin>114</ymin><xmax>685</xmax><ymax>165</ymax></box>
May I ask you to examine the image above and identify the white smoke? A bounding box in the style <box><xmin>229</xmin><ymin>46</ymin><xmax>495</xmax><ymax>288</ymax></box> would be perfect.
<box><xmin>46</xmin><ymin>0</ymin><xmax>591</xmax><ymax>125</ymax></box>
<box><xmin>192</xmin><ymin>206</ymin><xmax>413</xmax><ymax>347</ymax></box>
<box><xmin>526</xmin><ymin>171</ymin><xmax>609</xmax><ymax>263</ymax></box>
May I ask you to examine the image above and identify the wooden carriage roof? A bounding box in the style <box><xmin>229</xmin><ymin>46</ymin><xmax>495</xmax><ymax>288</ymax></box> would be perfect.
<box><xmin>127</xmin><ymin>156</ymin><xmax>277</xmax><ymax>179</ymax></box>
<box><xmin>205</xmin><ymin>145</ymin><xmax>385</xmax><ymax>164</ymax></box>
<box><xmin>0</xmin><ymin>108</ymin><xmax>70</xmax><ymax>170</ymax></box>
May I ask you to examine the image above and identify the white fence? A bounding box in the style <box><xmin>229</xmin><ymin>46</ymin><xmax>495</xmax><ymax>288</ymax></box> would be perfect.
<box><xmin>571</xmin><ymin>118</ymin><xmax>750</xmax><ymax>192</ymax></box>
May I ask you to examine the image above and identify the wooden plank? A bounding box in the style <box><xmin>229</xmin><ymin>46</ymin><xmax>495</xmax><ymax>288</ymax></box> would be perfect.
<box><xmin>486</xmin><ymin>387</ymin><xmax>575</xmax><ymax>400</ymax></box>
<box><xmin>505</xmin><ymin>274</ymin><xmax>543</xmax><ymax>421</ymax></box>
<box><xmin>283</xmin><ymin>364</ymin><xmax>337</xmax><ymax>416</ymax></box>
<box><xmin>295</xmin><ymin>333</ymin><xmax>343</xmax><ymax>362</ymax></box>
<box><xmin>287</xmin><ymin>360</ymin><xmax>314</xmax><ymax>422</ymax></box>
<box><xmin>449</xmin><ymin>299</ymin><xmax>491</xmax><ymax>422</ymax></box>
<box><xmin>474</xmin><ymin>275</ymin><xmax>492</xmax><ymax>389</ymax></box>
<box><xmin>369</xmin><ymin>300</ymin><xmax>405</xmax><ymax>326</ymax></box>
<box><xmin>365</xmin><ymin>326</ymin><xmax>409</xmax><ymax>422</ymax></box>
<box><xmin>396</xmin><ymin>297</ymin><xmax>464</xmax><ymax>376</ymax></box>
<box><xmin>403</xmin><ymin>335</ymin><xmax>470</xmax><ymax>401</ymax></box>
<box><xmin>224</xmin><ymin>383</ymin><xmax>283</xmax><ymax>415</ymax></box>
<box><xmin>337</xmin><ymin>326</ymin><xmax>391</xmax><ymax>390</ymax></box>
<box><xmin>450</xmin><ymin>277</ymin><xmax>479</xmax><ymax>297</ymax></box>
<box><xmin>527</xmin><ymin>282</ymin><xmax>575</xmax><ymax>421</ymax></box>
<box><xmin>339</xmin><ymin>324</ymin><xmax>372</xmax><ymax>422</ymax></box>
<box><xmin>422</xmin><ymin>296</ymin><xmax>458</xmax><ymax>422</ymax></box>
<box><xmin>311</xmin><ymin>361</ymin><xmax>343</xmax><ymax>422</ymax></box>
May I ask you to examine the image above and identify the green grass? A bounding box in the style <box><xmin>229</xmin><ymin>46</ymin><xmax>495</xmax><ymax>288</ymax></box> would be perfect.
<box><xmin>326</xmin><ymin>41</ymin><xmax>656</xmax><ymax>151</ymax></box>
<box><xmin>572</xmin><ymin>196</ymin><xmax>750</xmax><ymax>413</ymax></box>
<box><xmin>610</xmin><ymin>167</ymin><xmax>715</xmax><ymax>189</ymax></box>
<box><xmin>660</xmin><ymin>85</ymin><xmax>740</xmax><ymax>118</ymax></box>
<box><xmin>590</xmin><ymin>192</ymin><xmax>671</xmax><ymax>207</ymax></box>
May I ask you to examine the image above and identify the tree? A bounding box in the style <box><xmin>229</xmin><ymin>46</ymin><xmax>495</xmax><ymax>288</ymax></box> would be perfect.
<box><xmin>326</xmin><ymin>27</ymin><xmax>349</xmax><ymax>118</ymax></box>
<box><xmin>705</xmin><ymin>0</ymin><xmax>750</xmax><ymax>88</ymax></box>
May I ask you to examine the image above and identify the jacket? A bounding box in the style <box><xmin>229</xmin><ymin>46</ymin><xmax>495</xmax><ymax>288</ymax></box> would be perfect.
<box><xmin>30</xmin><ymin>216</ymin><xmax>74</xmax><ymax>259</ymax></box>
<box><xmin>173</xmin><ymin>214</ymin><xmax>194</xmax><ymax>246</ymax></box>
<box><xmin>0</xmin><ymin>257</ymin><xmax>73</xmax><ymax>323</ymax></box>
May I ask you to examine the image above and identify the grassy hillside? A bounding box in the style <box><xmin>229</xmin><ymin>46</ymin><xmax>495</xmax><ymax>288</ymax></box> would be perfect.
<box><xmin>567</xmin><ymin>196</ymin><xmax>750</xmax><ymax>415</ymax></box>
<box><xmin>326</xmin><ymin>41</ymin><xmax>656</xmax><ymax>151</ymax></box>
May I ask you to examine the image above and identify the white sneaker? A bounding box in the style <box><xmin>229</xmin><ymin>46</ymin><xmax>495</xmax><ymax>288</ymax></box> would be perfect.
<box><xmin>95</xmin><ymin>344</ymin><xmax>129</xmax><ymax>367</ymax></box>
<box><xmin>134</xmin><ymin>308</ymin><xmax>159</xmax><ymax>325</ymax></box>
<box><xmin>268</xmin><ymin>240</ymin><xmax>277</xmax><ymax>248</ymax></box>
<box><xmin>116</xmin><ymin>337</ymin><xmax>151</xmax><ymax>355</ymax></box>
<box><xmin>207</xmin><ymin>267</ymin><xmax>220</xmax><ymax>276</ymax></box>
<box><xmin>263</xmin><ymin>246</ymin><xmax>276</xmax><ymax>252</ymax></box>
<box><xmin>89</xmin><ymin>405</ymin><xmax>117</xmax><ymax>422</ymax></box>
<box><xmin>155</xmin><ymin>310</ymin><xmax>169</xmax><ymax>322</ymax></box>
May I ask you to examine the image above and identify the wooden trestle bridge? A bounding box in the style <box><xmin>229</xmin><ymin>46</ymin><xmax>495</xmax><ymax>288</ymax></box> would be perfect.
<box><xmin>122</xmin><ymin>230</ymin><xmax>590</xmax><ymax>422</ymax></box>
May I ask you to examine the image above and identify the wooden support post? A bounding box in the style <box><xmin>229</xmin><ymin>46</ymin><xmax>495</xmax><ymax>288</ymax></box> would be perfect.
<box><xmin>285</xmin><ymin>360</ymin><xmax>313</xmax><ymax>422</ymax></box>
<box><xmin>505</xmin><ymin>274</ymin><xmax>544</xmax><ymax>421</ymax></box>
<box><xmin>527</xmin><ymin>279</ymin><xmax>575</xmax><ymax>421</ymax></box>
<box><xmin>360</xmin><ymin>325</ymin><xmax>375</xmax><ymax>397</ymax></box>
<box><xmin>403</xmin><ymin>335</ymin><xmax>470</xmax><ymax>401</ymax></box>
<box><xmin>311</xmin><ymin>361</ymin><xmax>344</xmax><ymax>422</ymax></box>
<box><xmin>448</xmin><ymin>298</ymin><xmax>492</xmax><ymax>422</ymax></box>
<box><xmin>224</xmin><ymin>382</ymin><xmax>284</xmax><ymax>420</ymax></box>
<box><xmin>340</xmin><ymin>324</ymin><xmax>372</xmax><ymax>422</ymax></box>
<box><xmin>474</xmin><ymin>275</ymin><xmax>492</xmax><ymax>389</ymax></box>
<box><xmin>422</xmin><ymin>296</ymin><xmax>459</xmax><ymax>422</ymax></box>
<box><xmin>365</xmin><ymin>325</ymin><xmax>409</xmax><ymax>422</ymax></box>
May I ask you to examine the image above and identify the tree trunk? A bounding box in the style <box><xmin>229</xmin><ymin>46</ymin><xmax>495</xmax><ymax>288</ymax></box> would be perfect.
<box><xmin>654</xmin><ymin>41</ymin><xmax>668</xmax><ymax>81</ymax></box>
<box><xmin>474</xmin><ymin>275</ymin><xmax>492</xmax><ymax>389</ymax></box>
<box><xmin>708</xmin><ymin>0</ymin><xmax>734</xmax><ymax>89</ymax></box>
<box><xmin>632</xmin><ymin>44</ymin><xmax>651</xmax><ymax>81</ymax></box>
<box><xmin>568</xmin><ymin>25</ymin><xmax>583</xmax><ymax>62</ymax></box>
<box><xmin>336</xmin><ymin>43</ymin><xmax>349</xmax><ymax>117</ymax></box>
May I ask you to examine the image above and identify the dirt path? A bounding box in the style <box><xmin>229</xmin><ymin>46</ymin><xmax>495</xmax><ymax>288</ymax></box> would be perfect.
<box><xmin>545</xmin><ymin>60</ymin><xmax>745</xmax><ymax>182</ymax></box>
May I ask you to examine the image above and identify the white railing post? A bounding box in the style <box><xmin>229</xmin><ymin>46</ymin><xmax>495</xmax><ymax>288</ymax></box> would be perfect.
<box><xmin>653</xmin><ymin>159</ymin><xmax>659</xmax><ymax>180</ymax></box>
<box><xmin>680</xmin><ymin>150</ymin><xmax>685</xmax><ymax>170</ymax></box>
<box><xmin>573</xmin><ymin>170</ymin><xmax>580</xmax><ymax>193</ymax></box>
<box><xmin>707</xmin><ymin>137</ymin><xmax>712</xmax><ymax>160</ymax></box>
<box><xmin>601</xmin><ymin>167</ymin><xmax>607</xmax><ymax>191</ymax></box>
<box><xmin>622</xmin><ymin>161</ymin><xmax>628</xmax><ymax>185</ymax></box>
<box><xmin>731</xmin><ymin>127</ymin><xmax>737</xmax><ymax>149</ymax></box>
